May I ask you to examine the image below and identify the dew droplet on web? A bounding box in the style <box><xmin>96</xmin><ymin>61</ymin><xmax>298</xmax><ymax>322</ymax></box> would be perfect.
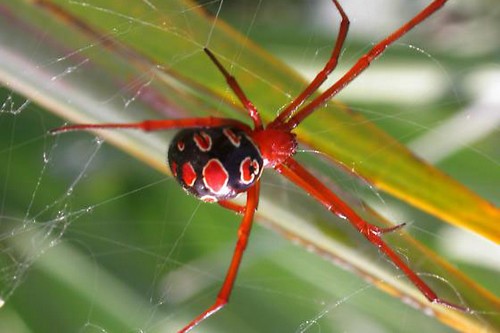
<box><xmin>94</xmin><ymin>137</ymin><xmax>104</xmax><ymax>145</ymax></box>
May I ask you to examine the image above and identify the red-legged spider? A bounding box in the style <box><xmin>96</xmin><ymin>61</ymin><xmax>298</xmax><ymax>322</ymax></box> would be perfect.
<box><xmin>51</xmin><ymin>0</ymin><xmax>470</xmax><ymax>331</ymax></box>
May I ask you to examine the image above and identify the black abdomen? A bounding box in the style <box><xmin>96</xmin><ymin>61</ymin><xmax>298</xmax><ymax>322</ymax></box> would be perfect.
<box><xmin>167</xmin><ymin>127</ymin><xmax>263</xmax><ymax>202</ymax></box>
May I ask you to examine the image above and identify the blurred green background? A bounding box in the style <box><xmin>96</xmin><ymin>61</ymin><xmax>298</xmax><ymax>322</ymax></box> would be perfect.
<box><xmin>0</xmin><ymin>0</ymin><xmax>499</xmax><ymax>332</ymax></box>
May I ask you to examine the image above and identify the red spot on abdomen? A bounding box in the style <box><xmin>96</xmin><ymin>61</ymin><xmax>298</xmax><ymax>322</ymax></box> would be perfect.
<box><xmin>193</xmin><ymin>131</ymin><xmax>212</xmax><ymax>152</ymax></box>
<box><xmin>240</xmin><ymin>157</ymin><xmax>260</xmax><ymax>184</ymax></box>
<box><xmin>203</xmin><ymin>159</ymin><xmax>229</xmax><ymax>194</ymax></box>
<box><xmin>171</xmin><ymin>161</ymin><xmax>178</xmax><ymax>177</ymax></box>
<box><xmin>223</xmin><ymin>128</ymin><xmax>241</xmax><ymax>147</ymax></box>
<box><xmin>182</xmin><ymin>162</ymin><xmax>197</xmax><ymax>187</ymax></box>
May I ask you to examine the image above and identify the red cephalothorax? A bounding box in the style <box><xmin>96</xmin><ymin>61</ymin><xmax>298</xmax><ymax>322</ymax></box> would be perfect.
<box><xmin>50</xmin><ymin>1</ymin><xmax>468</xmax><ymax>332</ymax></box>
<box><xmin>249</xmin><ymin>128</ymin><xmax>297</xmax><ymax>167</ymax></box>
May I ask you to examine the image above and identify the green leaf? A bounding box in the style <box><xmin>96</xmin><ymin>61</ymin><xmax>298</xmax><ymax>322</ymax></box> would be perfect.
<box><xmin>0</xmin><ymin>1</ymin><xmax>498</xmax><ymax>332</ymax></box>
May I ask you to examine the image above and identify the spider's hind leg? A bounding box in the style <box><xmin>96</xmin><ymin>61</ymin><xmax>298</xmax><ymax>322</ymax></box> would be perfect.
<box><xmin>276</xmin><ymin>157</ymin><xmax>470</xmax><ymax>313</ymax></box>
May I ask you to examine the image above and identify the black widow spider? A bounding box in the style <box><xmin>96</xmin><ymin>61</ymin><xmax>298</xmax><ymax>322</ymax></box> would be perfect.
<box><xmin>52</xmin><ymin>0</ymin><xmax>469</xmax><ymax>331</ymax></box>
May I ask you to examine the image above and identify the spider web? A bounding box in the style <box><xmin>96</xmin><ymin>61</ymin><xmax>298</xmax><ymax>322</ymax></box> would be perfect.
<box><xmin>0</xmin><ymin>0</ymin><xmax>499</xmax><ymax>332</ymax></box>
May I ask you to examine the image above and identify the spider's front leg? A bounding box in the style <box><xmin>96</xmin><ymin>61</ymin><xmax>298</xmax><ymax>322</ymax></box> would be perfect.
<box><xmin>282</xmin><ymin>0</ymin><xmax>448</xmax><ymax>131</ymax></box>
<box><xmin>270</xmin><ymin>0</ymin><xmax>349</xmax><ymax>128</ymax></box>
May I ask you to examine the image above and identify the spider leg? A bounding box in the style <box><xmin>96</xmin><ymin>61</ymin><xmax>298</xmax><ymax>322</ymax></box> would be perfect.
<box><xmin>275</xmin><ymin>157</ymin><xmax>469</xmax><ymax>313</ymax></box>
<box><xmin>49</xmin><ymin>117</ymin><xmax>251</xmax><ymax>134</ymax></box>
<box><xmin>269</xmin><ymin>0</ymin><xmax>349</xmax><ymax>128</ymax></box>
<box><xmin>204</xmin><ymin>48</ymin><xmax>263</xmax><ymax>130</ymax></box>
<box><xmin>218</xmin><ymin>200</ymin><xmax>246</xmax><ymax>215</ymax></box>
<box><xmin>284</xmin><ymin>0</ymin><xmax>448</xmax><ymax>130</ymax></box>
<box><xmin>179</xmin><ymin>181</ymin><xmax>260</xmax><ymax>333</ymax></box>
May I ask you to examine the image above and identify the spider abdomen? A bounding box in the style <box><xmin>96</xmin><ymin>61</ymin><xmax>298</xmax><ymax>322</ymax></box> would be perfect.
<box><xmin>168</xmin><ymin>127</ymin><xmax>263</xmax><ymax>202</ymax></box>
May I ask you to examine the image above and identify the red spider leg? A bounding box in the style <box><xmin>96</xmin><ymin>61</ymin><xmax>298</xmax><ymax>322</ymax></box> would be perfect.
<box><xmin>204</xmin><ymin>48</ymin><xmax>263</xmax><ymax>130</ymax></box>
<box><xmin>218</xmin><ymin>200</ymin><xmax>246</xmax><ymax>215</ymax></box>
<box><xmin>269</xmin><ymin>0</ymin><xmax>349</xmax><ymax>128</ymax></box>
<box><xmin>179</xmin><ymin>181</ymin><xmax>260</xmax><ymax>333</ymax></box>
<box><xmin>49</xmin><ymin>117</ymin><xmax>251</xmax><ymax>134</ymax></box>
<box><xmin>275</xmin><ymin>157</ymin><xmax>469</xmax><ymax>312</ymax></box>
<box><xmin>284</xmin><ymin>0</ymin><xmax>447</xmax><ymax>131</ymax></box>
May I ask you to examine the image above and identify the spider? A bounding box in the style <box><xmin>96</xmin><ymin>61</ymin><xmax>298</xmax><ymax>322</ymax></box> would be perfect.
<box><xmin>51</xmin><ymin>0</ymin><xmax>469</xmax><ymax>331</ymax></box>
